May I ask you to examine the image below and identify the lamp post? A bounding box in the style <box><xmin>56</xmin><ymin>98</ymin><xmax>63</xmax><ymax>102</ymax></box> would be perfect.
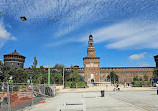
<box><xmin>48</xmin><ymin>58</ymin><xmax>50</xmax><ymax>85</ymax></box>
<box><xmin>63</xmin><ymin>67</ymin><xmax>64</xmax><ymax>89</ymax></box>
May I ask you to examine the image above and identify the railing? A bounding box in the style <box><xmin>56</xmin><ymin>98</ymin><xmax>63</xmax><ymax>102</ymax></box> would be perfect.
<box><xmin>0</xmin><ymin>83</ymin><xmax>56</xmax><ymax>111</ymax></box>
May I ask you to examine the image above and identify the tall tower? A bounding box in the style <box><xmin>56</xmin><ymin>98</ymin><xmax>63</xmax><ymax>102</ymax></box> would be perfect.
<box><xmin>154</xmin><ymin>54</ymin><xmax>158</xmax><ymax>67</ymax></box>
<box><xmin>4</xmin><ymin>50</ymin><xmax>26</xmax><ymax>68</ymax></box>
<box><xmin>83</xmin><ymin>35</ymin><xmax>100</xmax><ymax>83</ymax></box>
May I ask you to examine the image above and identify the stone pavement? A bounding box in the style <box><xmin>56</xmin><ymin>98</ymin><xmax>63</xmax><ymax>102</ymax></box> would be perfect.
<box><xmin>58</xmin><ymin>85</ymin><xmax>156</xmax><ymax>93</ymax></box>
<box><xmin>25</xmin><ymin>90</ymin><xmax>158</xmax><ymax>111</ymax></box>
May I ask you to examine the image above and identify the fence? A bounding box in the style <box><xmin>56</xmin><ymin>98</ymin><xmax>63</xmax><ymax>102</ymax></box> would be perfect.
<box><xmin>0</xmin><ymin>82</ymin><xmax>56</xmax><ymax>111</ymax></box>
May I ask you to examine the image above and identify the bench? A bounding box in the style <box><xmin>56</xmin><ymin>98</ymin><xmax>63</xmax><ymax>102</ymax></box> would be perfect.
<box><xmin>57</xmin><ymin>105</ymin><xmax>86</xmax><ymax>111</ymax></box>
<box><xmin>57</xmin><ymin>100</ymin><xmax>86</xmax><ymax>111</ymax></box>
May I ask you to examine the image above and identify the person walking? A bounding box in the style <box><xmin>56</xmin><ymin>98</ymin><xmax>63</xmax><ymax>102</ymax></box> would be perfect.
<box><xmin>156</xmin><ymin>82</ymin><xmax>158</xmax><ymax>95</ymax></box>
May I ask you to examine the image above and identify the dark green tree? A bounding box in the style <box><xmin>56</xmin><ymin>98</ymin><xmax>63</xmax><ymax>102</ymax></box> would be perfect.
<box><xmin>33</xmin><ymin>57</ymin><xmax>37</xmax><ymax>68</ymax></box>
<box><xmin>139</xmin><ymin>77</ymin><xmax>143</xmax><ymax>81</ymax></box>
<box><xmin>133</xmin><ymin>76</ymin><xmax>139</xmax><ymax>81</ymax></box>
<box><xmin>153</xmin><ymin>67</ymin><xmax>158</xmax><ymax>79</ymax></box>
<box><xmin>107</xmin><ymin>71</ymin><xmax>119</xmax><ymax>84</ymax></box>
<box><xmin>72</xmin><ymin>70</ymin><xmax>81</xmax><ymax>88</ymax></box>
<box><xmin>143</xmin><ymin>75</ymin><xmax>148</xmax><ymax>81</ymax></box>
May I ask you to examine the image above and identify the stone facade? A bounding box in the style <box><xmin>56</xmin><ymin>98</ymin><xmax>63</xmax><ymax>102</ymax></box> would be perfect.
<box><xmin>4</xmin><ymin>50</ymin><xmax>26</xmax><ymax>68</ymax></box>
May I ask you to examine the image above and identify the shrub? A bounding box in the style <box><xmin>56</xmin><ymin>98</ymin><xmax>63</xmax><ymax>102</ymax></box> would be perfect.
<box><xmin>132</xmin><ymin>81</ymin><xmax>150</xmax><ymax>87</ymax></box>
<box><xmin>64</xmin><ymin>81</ymin><xmax>87</xmax><ymax>88</ymax></box>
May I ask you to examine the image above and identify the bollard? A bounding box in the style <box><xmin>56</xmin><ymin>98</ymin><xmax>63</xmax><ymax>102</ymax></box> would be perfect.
<box><xmin>101</xmin><ymin>90</ymin><xmax>104</xmax><ymax>97</ymax></box>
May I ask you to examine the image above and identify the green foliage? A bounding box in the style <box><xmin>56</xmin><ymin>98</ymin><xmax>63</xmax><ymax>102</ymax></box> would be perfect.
<box><xmin>33</xmin><ymin>57</ymin><xmax>37</xmax><ymax>68</ymax></box>
<box><xmin>52</xmin><ymin>72</ymin><xmax>63</xmax><ymax>84</ymax></box>
<box><xmin>143</xmin><ymin>75</ymin><xmax>148</xmax><ymax>81</ymax></box>
<box><xmin>133</xmin><ymin>76</ymin><xmax>139</xmax><ymax>81</ymax></box>
<box><xmin>153</xmin><ymin>68</ymin><xmax>158</xmax><ymax>79</ymax></box>
<box><xmin>139</xmin><ymin>77</ymin><xmax>143</xmax><ymax>81</ymax></box>
<box><xmin>131</xmin><ymin>81</ymin><xmax>150</xmax><ymax>87</ymax></box>
<box><xmin>0</xmin><ymin>62</ymin><xmax>85</xmax><ymax>84</ymax></box>
<box><xmin>64</xmin><ymin>81</ymin><xmax>87</xmax><ymax>88</ymax></box>
<box><xmin>133</xmin><ymin>75</ymin><xmax>149</xmax><ymax>82</ymax></box>
<box><xmin>53</xmin><ymin>64</ymin><xmax>65</xmax><ymax>69</ymax></box>
<box><xmin>107</xmin><ymin>71</ymin><xmax>119</xmax><ymax>84</ymax></box>
<box><xmin>0</xmin><ymin>68</ymin><xmax>28</xmax><ymax>83</ymax></box>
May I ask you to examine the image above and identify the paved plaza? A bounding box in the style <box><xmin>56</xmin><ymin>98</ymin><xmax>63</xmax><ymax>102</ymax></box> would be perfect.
<box><xmin>25</xmin><ymin>89</ymin><xmax>158</xmax><ymax>111</ymax></box>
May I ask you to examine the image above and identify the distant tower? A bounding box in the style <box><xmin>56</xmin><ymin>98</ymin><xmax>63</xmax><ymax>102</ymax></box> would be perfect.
<box><xmin>154</xmin><ymin>54</ymin><xmax>158</xmax><ymax>67</ymax></box>
<box><xmin>83</xmin><ymin>35</ymin><xmax>100</xmax><ymax>83</ymax></box>
<box><xmin>3</xmin><ymin>50</ymin><xmax>26</xmax><ymax>68</ymax></box>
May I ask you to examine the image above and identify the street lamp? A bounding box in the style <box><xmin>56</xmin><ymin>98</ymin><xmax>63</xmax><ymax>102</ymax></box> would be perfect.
<box><xmin>20</xmin><ymin>16</ymin><xmax>27</xmax><ymax>21</ymax></box>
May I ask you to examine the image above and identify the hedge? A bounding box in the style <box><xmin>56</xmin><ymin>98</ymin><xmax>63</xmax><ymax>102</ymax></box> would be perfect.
<box><xmin>64</xmin><ymin>81</ymin><xmax>87</xmax><ymax>88</ymax></box>
<box><xmin>131</xmin><ymin>81</ymin><xmax>150</xmax><ymax>87</ymax></box>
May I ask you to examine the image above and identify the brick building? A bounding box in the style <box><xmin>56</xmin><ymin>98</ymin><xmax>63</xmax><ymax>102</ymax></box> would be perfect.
<box><xmin>65</xmin><ymin>34</ymin><xmax>155</xmax><ymax>83</ymax></box>
<box><xmin>83</xmin><ymin>35</ymin><xmax>100</xmax><ymax>83</ymax></box>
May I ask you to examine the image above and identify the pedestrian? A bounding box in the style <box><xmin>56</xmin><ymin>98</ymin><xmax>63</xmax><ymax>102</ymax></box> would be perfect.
<box><xmin>156</xmin><ymin>82</ymin><xmax>158</xmax><ymax>95</ymax></box>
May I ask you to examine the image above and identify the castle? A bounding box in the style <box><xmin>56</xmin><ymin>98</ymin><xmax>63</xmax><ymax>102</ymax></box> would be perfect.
<box><xmin>4</xmin><ymin>35</ymin><xmax>158</xmax><ymax>83</ymax></box>
<box><xmin>69</xmin><ymin>35</ymin><xmax>155</xmax><ymax>83</ymax></box>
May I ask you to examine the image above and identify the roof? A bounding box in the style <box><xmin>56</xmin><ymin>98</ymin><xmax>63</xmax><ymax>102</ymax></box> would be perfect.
<box><xmin>154</xmin><ymin>54</ymin><xmax>158</xmax><ymax>57</ymax></box>
<box><xmin>4</xmin><ymin>50</ymin><xmax>26</xmax><ymax>58</ymax></box>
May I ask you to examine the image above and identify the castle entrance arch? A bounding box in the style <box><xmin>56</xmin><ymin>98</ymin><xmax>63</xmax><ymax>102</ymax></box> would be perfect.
<box><xmin>90</xmin><ymin>74</ymin><xmax>95</xmax><ymax>83</ymax></box>
<box><xmin>91</xmin><ymin>79</ymin><xmax>94</xmax><ymax>83</ymax></box>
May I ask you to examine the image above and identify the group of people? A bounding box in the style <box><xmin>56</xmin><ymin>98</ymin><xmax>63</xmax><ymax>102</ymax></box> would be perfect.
<box><xmin>113</xmin><ymin>82</ymin><xmax>158</xmax><ymax>95</ymax></box>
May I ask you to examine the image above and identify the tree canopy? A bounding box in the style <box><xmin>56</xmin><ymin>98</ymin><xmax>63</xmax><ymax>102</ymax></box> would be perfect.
<box><xmin>107</xmin><ymin>71</ymin><xmax>119</xmax><ymax>84</ymax></box>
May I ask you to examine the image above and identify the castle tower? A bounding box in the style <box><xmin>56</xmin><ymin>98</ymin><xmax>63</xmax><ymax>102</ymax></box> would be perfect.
<box><xmin>83</xmin><ymin>35</ymin><xmax>100</xmax><ymax>83</ymax></box>
<box><xmin>4</xmin><ymin>50</ymin><xmax>26</xmax><ymax>68</ymax></box>
<box><xmin>154</xmin><ymin>54</ymin><xmax>158</xmax><ymax>67</ymax></box>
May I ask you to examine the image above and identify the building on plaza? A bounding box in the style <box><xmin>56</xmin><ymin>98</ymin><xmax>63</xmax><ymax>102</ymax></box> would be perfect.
<box><xmin>65</xmin><ymin>34</ymin><xmax>155</xmax><ymax>83</ymax></box>
<box><xmin>3</xmin><ymin>35</ymin><xmax>156</xmax><ymax>83</ymax></box>
<box><xmin>3</xmin><ymin>50</ymin><xmax>26</xmax><ymax>68</ymax></box>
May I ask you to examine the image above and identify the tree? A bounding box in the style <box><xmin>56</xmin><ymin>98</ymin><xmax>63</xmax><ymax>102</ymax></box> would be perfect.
<box><xmin>153</xmin><ymin>67</ymin><xmax>158</xmax><ymax>79</ymax></box>
<box><xmin>72</xmin><ymin>70</ymin><xmax>81</xmax><ymax>88</ymax></box>
<box><xmin>52</xmin><ymin>72</ymin><xmax>63</xmax><ymax>84</ymax></box>
<box><xmin>107</xmin><ymin>71</ymin><xmax>119</xmax><ymax>84</ymax></box>
<box><xmin>133</xmin><ymin>76</ymin><xmax>139</xmax><ymax>81</ymax></box>
<box><xmin>52</xmin><ymin>64</ymin><xmax>65</xmax><ymax>84</ymax></box>
<box><xmin>144</xmin><ymin>75</ymin><xmax>148</xmax><ymax>81</ymax></box>
<box><xmin>33</xmin><ymin>57</ymin><xmax>37</xmax><ymax>68</ymax></box>
<box><xmin>53</xmin><ymin>64</ymin><xmax>64</xmax><ymax>70</ymax></box>
<box><xmin>139</xmin><ymin>77</ymin><xmax>143</xmax><ymax>81</ymax></box>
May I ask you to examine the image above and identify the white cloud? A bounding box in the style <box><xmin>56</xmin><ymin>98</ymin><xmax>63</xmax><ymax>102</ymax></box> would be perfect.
<box><xmin>79</xmin><ymin>20</ymin><xmax>158</xmax><ymax>49</ymax></box>
<box><xmin>46</xmin><ymin>37</ymin><xmax>76</xmax><ymax>47</ymax></box>
<box><xmin>0</xmin><ymin>20</ymin><xmax>16</xmax><ymax>48</ymax></box>
<box><xmin>129</xmin><ymin>52</ymin><xmax>146</xmax><ymax>60</ymax></box>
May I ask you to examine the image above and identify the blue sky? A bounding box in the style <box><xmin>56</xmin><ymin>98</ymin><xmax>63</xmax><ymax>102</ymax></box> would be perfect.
<box><xmin>0</xmin><ymin>0</ymin><xmax>158</xmax><ymax>68</ymax></box>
